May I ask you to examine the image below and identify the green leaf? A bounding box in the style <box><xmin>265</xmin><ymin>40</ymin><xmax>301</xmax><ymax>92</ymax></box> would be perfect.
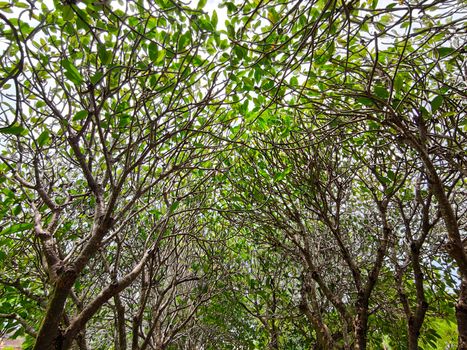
<box><xmin>155</xmin><ymin>49</ymin><xmax>166</xmax><ymax>65</ymax></box>
<box><xmin>61</xmin><ymin>59</ymin><xmax>84</xmax><ymax>85</ymax></box>
<box><xmin>197</xmin><ymin>0</ymin><xmax>207</xmax><ymax>9</ymax></box>
<box><xmin>90</xmin><ymin>71</ymin><xmax>104</xmax><ymax>85</ymax></box>
<box><xmin>367</xmin><ymin>120</ymin><xmax>380</xmax><ymax>130</ymax></box>
<box><xmin>261</xmin><ymin>79</ymin><xmax>274</xmax><ymax>90</ymax></box>
<box><xmin>242</xmin><ymin>77</ymin><xmax>254</xmax><ymax>91</ymax></box>
<box><xmin>212</xmin><ymin>10</ymin><xmax>218</xmax><ymax>28</ymax></box>
<box><xmin>73</xmin><ymin>110</ymin><xmax>89</xmax><ymax>121</ymax></box>
<box><xmin>0</xmin><ymin>125</ymin><xmax>26</xmax><ymax>136</ymax></box>
<box><xmin>15</xmin><ymin>2</ymin><xmax>29</xmax><ymax>8</ymax></box>
<box><xmin>37</xmin><ymin>130</ymin><xmax>50</xmax><ymax>146</ymax></box>
<box><xmin>431</xmin><ymin>95</ymin><xmax>444</xmax><ymax>113</ymax></box>
<box><xmin>378</xmin><ymin>175</ymin><xmax>391</xmax><ymax>185</ymax></box>
<box><xmin>178</xmin><ymin>32</ymin><xmax>191</xmax><ymax>51</ymax></box>
<box><xmin>148</xmin><ymin>42</ymin><xmax>158</xmax><ymax>62</ymax></box>
<box><xmin>1</xmin><ymin>223</ymin><xmax>33</xmax><ymax>235</ymax></box>
<box><xmin>119</xmin><ymin>114</ymin><xmax>131</xmax><ymax>128</ymax></box>
<box><xmin>357</xmin><ymin>97</ymin><xmax>374</xmax><ymax>106</ymax></box>
<box><xmin>290</xmin><ymin>76</ymin><xmax>298</xmax><ymax>87</ymax></box>
<box><xmin>233</xmin><ymin>45</ymin><xmax>247</xmax><ymax>60</ymax></box>
<box><xmin>374</xmin><ymin>86</ymin><xmax>389</xmax><ymax>99</ymax></box>
<box><xmin>273</xmin><ymin>171</ymin><xmax>286</xmax><ymax>181</ymax></box>
<box><xmin>98</xmin><ymin>44</ymin><xmax>111</xmax><ymax>65</ymax></box>
<box><xmin>239</xmin><ymin>99</ymin><xmax>249</xmax><ymax>115</ymax></box>
<box><xmin>394</xmin><ymin>76</ymin><xmax>403</xmax><ymax>92</ymax></box>
<box><xmin>62</xmin><ymin>6</ymin><xmax>75</xmax><ymax>21</ymax></box>
<box><xmin>198</xmin><ymin>18</ymin><xmax>214</xmax><ymax>32</ymax></box>
<box><xmin>12</xmin><ymin>205</ymin><xmax>21</xmax><ymax>216</ymax></box>
<box><xmin>436</xmin><ymin>47</ymin><xmax>455</xmax><ymax>58</ymax></box>
<box><xmin>170</xmin><ymin>201</ymin><xmax>180</xmax><ymax>213</ymax></box>
<box><xmin>267</xmin><ymin>9</ymin><xmax>280</xmax><ymax>24</ymax></box>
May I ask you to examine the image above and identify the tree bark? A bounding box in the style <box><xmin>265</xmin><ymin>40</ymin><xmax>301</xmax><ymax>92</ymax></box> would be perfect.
<box><xmin>407</xmin><ymin>245</ymin><xmax>428</xmax><ymax>350</ymax></box>
<box><xmin>456</xmin><ymin>277</ymin><xmax>467</xmax><ymax>349</ymax></box>
<box><xmin>300</xmin><ymin>276</ymin><xmax>334</xmax><ymax>350</ymax></box>
<box><xmin>268</xmin><ymin>331</ymin><xmax>279</xmax><ymax>350</ymax></box>
<box><xmin>33</xmin><ymin>272</ymin><xmax>76</xmax><ymax>350</ymax></box>
<box><xmin>302</xmin><ymin>306</ymin><xmax>334</xmax><ymax>350</ymax></box>
<box><xmin>354</xmin><ymin>298</ymin><xmax>369</xmax><ymax>350</ymax></box>
<box><xmin>75</xmin><ymin>329</ymin><xmax>89</xmax><ymax>350</ymax></box>
<box><xmin>115</xmin><ymin>293</ymin><xmax>127</xmax><ymax>350</ymax></box>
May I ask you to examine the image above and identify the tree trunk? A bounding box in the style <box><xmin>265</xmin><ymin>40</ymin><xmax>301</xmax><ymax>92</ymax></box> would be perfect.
<box><xmin>354</xmin><ymin>299</ymin><xmax>369</xmax><ymax>350</ymax></box>
<box><xmin>268</xmin><ymin>320</ymin><xmax>279</xmax><ymax>350</ymax></box>
<box><xmin>406</xmin><ymin>299</ymin><xmax>429</xmax><ymax>350</ymax></box>
<box><xmin>75</xmin><ymin>329</ymin><xmax>89</xmax><ymax>350</ymax></box>
<box><xmin>456</xmin><ymin>277</ymin><xmax>467</xmax><ymax>349</ymax></box>
<box><xmin>33</xmin><ymin>277</ymin><xmax>75</xmax><ymax>350</ymax></box>
<box><xmin>300</xmin><ymin>273</ymin><xmax>335</xmax><ymax>349</ymax></box>
<box><xmin>114</xmin><ymin>293</ymin><xmax>127</xmax><ymax>350</ymax></box>
<box><xmin>407</xmin><ymin>319</ymin><xmax>420</xmax><ymax>350</ymax></box>
<box><xmin>268</xmin><ymin>335</ymin><xmax>279</xmax><ymax>350</ymax></box>
<box><xmin>407</xmin><ymin>245</ymin><xmax>428</xmax><ymax>350</ymax></box>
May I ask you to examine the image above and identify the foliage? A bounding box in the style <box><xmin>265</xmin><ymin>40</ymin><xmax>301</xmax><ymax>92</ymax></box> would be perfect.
<box><xmin>0</xmin><ymin>0</ymin><xmax>465</xmax><ymax>349</ymax></box>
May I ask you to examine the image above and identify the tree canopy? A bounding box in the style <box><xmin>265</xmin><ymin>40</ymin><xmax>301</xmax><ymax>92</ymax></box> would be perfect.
<box><xmin>0</xmin><ymin>0</ymin><xmax>465</xmax><ymax>349</ymax></box>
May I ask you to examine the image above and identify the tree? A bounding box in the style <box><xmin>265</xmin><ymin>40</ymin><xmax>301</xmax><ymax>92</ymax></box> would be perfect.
<box><xmin>222</xmin><ymin>0</ymin><xmax>465</xmax><ymax>345</ymax></box>
<box><xmin>1</xmin><ymin>0</ymin><xmax>230</xmax><ymax>348</ymax></box>
<box><xmin>0</xmin><ymin>0</ymin><xmax>465</xmax><ymax>348</ymax></box>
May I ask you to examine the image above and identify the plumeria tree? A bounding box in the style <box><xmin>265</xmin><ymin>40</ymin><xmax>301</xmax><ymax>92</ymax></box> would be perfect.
<box><xmin>220</xmin><ymin>0</ymin><xmax>465</xmax><ymax>346</ymax></box>
<box><xmin>0</xmin><ymin>0</ymin><xmax>231</xmax><ymax>348</ymax></box>
<box><xmin>0</xmin><ymin>0</ymin><xmax>465</xmax><ymax>348</ymax></box>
